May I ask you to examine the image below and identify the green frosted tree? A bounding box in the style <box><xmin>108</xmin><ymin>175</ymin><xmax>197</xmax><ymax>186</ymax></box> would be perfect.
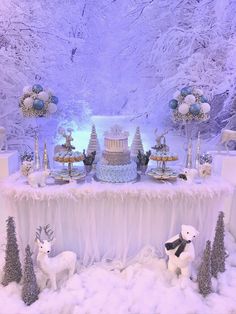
<box><xmin>211</xmin><ymin>211</ymin><xmax>226</xmax><ymax>278</ymax></box>
<box><xmin>22</xmin><ymin>245</ymin><xmax>40</xmax><ymax>306</ymax></box>
<box><xmin>197</xmin><ymin>240</ymin><xmax>212</xmax><ymax>297</ymax></box>
<box><xmin>2</xmin><ymin>216</ymin><xmax>22</xmax><ymax>286</ymax></box>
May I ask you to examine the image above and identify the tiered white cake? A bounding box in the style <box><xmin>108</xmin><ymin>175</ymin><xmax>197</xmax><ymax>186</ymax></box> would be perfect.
<box><xmin>96</xmin><ymin>125</ymin><xmax>137</xmax><ymax>183</ymax></box>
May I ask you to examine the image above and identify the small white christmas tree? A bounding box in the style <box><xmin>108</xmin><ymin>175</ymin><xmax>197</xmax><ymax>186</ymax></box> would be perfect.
<box><xmin>131</xmin><ymin>127</ymin><xmax>144</xmax><ymax>158</ymax></box>
<box><xmin>87</xmin><ymin>125</ymin><xmax>100</xmax><ymax>162</ymax></box>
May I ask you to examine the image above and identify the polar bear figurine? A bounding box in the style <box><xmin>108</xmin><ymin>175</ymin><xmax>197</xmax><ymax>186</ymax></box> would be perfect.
<box><xmin>165</xmin><ymin>225</ymin><xmax>199</xmax><ymax>278</ymax></box>
<box><xmin>28</xmin><ymin>170</ymin><xmax>50</xmax><ymax>188</ymax></box>
<box><xmin>182</xmin><ymin>168</ymin><xmax>198</xmax><ymax>183</ymax></box>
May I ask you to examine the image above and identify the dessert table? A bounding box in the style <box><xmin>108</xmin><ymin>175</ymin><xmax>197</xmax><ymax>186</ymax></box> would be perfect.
<box><xmin>0</xmin><ymin>174</ymin><xmax>232</xmax><ymax>265</ymax></box>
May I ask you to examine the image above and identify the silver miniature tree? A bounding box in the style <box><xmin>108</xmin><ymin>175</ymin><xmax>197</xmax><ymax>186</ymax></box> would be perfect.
<box><xmin>22</xmin><ymin>245</ymin><xmax>40</xmax><ymax>306</ymax></box>
<box><xmin>131</xmin><ymin>127</ymin><xmax>144</xmax><ymax>158</ymax></box>
<box><xmin>87</xmin><ymin>124</ymin><xmax>100</xmax><ymax>162</ymax></box>
<box><xmin>211</xmin><ymin>211</ymin><xmax>226</xmax><ymax>278</ymax></box>
<box><xmin>197</xmin><ymin>240</ymin><xmax>212</xmax><ymax>297</ymax></box>
<box><xmin>2</xmin><ymin>217</ymin><xmax>22</xmax><ymax>286</ymax></box>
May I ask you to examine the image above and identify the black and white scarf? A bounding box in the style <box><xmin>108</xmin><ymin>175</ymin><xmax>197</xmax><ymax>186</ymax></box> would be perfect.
<box><xmin>165</xmin><ymin>233</ymin><xmax>191</xmax><ymax>257</ymax></box>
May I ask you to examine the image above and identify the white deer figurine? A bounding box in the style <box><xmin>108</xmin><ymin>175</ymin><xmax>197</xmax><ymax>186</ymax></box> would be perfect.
<box><xmin>220</xmin><ymin>129</ymin><xmax>236</xmax><ymax>152</ymax></box>
<box><xmin>35</xmin><ymin>225</ymin><xmax>77</xmax><ymax>290</ymax></box>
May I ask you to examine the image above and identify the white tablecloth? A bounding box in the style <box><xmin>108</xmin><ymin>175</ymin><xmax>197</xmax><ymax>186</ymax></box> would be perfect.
<box><xmin>0</xmin><ymin>175</ymin><xmax>232</xmax><ymax>265</ymax></box>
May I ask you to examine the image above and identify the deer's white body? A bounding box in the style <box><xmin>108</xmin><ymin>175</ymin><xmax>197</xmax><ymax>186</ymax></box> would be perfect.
<box><xmin>37</xmin><ymin>247</ymin><xmax>76</xmax><ymax>290</ymax></box>
<box><xmin>221</xmin><ymin>129</ymin><xmax>236</xmax><ymax>151</ymax></box>
<box><xmin>36</xmin><ymin>226</ymin><xmax>77</xmax><ymax>290</ymax></box>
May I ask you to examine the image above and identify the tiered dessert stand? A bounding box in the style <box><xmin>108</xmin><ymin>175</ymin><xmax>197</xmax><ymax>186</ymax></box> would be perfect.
<box><xmin>52</xmin><ymin>129</ymin><xmax>85</xmax><ymax>181</ymax></box>
<box><xmin>147</xmin><ymin>136</ymin><xmax>178</xmax><ymax>181</ymax></box>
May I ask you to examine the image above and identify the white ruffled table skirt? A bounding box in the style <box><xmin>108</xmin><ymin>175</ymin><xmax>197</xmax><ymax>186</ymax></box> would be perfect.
<box><xmin>0</xmin><ymin>175</ymin><xmax>232</xmax><ymax>265</ymax></box>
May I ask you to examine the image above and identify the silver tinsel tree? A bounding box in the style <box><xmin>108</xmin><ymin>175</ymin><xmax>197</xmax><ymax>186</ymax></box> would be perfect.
<box><xmin>211</xmin><ymin>211</ymin><xmax>226</xmax><ymax>278</ymax></box>
<box><xmin>2</xmin><ymin>217</ymin><xmax>22</xmax><ymax>286</ymax></box>
<box><xmin>22</xmin><ymin>245</ymin><xmax>40</xmax><ymax>306</ymax></box>
<box><xmin>197</xmin><ymin>240</ymin><xmax>212</xmax><ymax>297</ymax></box>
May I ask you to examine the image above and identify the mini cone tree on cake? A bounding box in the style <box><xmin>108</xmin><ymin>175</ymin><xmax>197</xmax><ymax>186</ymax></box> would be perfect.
<box><xmin>22</xmin><ymin>245</ymin><xmax>40</xmax><ymax>306</ymax></box>
<box><xmin>87</xmin><ymin>124</ymin><xmax>100</xmax><ymax>162</ymax></box>
<box><xmin>2</xmin><ymin>216</ymin><xmax>22</xmax><ymax>286</ymax></box>
<box><xmin>197</xmin><ymin>240</ymin><xmax>212</xmax><ymax>297</ymax></box>
<box><xmin>131</xmin><ymin>127</ymin><xmax>144</xmax><ymax>158</ymax></box>
<box><xmin>211</xmin><ymin>211</ymin><xmax>226</xmax><ymax>278</ymax></box>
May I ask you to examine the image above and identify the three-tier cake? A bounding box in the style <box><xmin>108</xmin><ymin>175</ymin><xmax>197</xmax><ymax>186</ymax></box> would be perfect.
<box><xmin>96</xmin><ymin>125</ymin><xmax>137</xmax><ymax>183</ymax></box>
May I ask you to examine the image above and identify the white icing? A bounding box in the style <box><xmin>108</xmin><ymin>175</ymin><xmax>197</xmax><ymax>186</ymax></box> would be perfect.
<box><xmin>96</xmin><ymin>160</ymin><xmax>137</xmax><ymax>183</ymax></box>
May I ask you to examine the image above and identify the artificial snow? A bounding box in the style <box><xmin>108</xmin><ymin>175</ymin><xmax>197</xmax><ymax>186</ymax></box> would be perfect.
<box><xmin>1</xmin><ymin>172</ymin><xmax>232</xmax><ymax>203</ymax></box>
<box><xmin>0</xmin><ymin>234</ymin><xmax>235</xmax><ymax>314</ymax></box>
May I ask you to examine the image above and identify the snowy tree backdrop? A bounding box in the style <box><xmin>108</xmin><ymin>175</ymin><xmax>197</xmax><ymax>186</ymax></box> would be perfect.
<box><xmin>0</xmin><ymin>0</ymin><xmax>236</xmax><ymax>150</ymax></box>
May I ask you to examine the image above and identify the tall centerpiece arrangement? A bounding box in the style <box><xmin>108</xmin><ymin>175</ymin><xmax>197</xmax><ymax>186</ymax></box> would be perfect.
<box><xmin>19</xmin><ymin>84</ymin><xmax>58</xmax><ymax>118</ymax></box>
<box><xmin>169</xmin><ymin>86</ymin><xmax>211</xmax><ymax>169</ymax></box>
<box><xmin>19</xmin><ymin>84</ymin><xmax>59</xmax><ymax>170</ymax></box>
<box><xmin>169</xmin><ymin>86</ymin><xmax>210</xmax><ymax>122</ymax></box>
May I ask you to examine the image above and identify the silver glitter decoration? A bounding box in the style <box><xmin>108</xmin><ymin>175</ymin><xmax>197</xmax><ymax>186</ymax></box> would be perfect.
<box><xmin>42</xmin><ymin>142</ymin><xmax>50</xmax><ymax>170</ymax></box>
<box><xmin>34</xmin><ymin>134</ymin><xmax>40</xmax><ymax>170</ymax></box>
<box><xmin>172</xmin><ymin>110</ymin><xmax>210</xmax><ymax>123</ymax></box>
<box><xmin>195</xmin><ymin>131</ymin><xmax>201</xmax><ymax>169</ymax></box>
<box><xmin>185</xmin><ymin>138</ymin><xmax>193</xmax><ymax>168</ymax></box>
<box><xmin>200</xmin><ymin>152</ymin><xmax>213</xmax><ymax>165</ymax></box>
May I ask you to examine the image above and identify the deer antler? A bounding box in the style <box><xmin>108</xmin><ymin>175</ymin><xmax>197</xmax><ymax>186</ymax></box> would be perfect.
<box><xmin>36</xmin><ymin>226</ymin><xmax>43</xmax><ymax>243</ymax></box>
<box><xmin>44</xmin><ymin>224</ymin><xmax>54</xmax><ymax>241</ymax></box>
<box><xmin>163</xmin><ymin>128</ymin><xmax>169</xmax><ymax>136</ymax></box>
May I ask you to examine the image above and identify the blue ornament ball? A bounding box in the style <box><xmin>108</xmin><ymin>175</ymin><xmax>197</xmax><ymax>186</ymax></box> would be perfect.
<box><xmin>50</xmin><ymin>95</ymin><xmax>59</xmax><ymax>104</ymax></box>
<box><xmin>169</xmin><ymin>99</ymin><xmax>178</xmax><ymax>109</ymax></box>
<box><xmin>200</xmin><ymin>95</ymin><xmax>208</xmax><ymax>103</ymax></box>
<box><xmin>32</xmin><ymin>84</ymin><xmax>43</xmax><ymax>94</ymax></box>
<box><xmin>180</xmin><ymin>86</ymin><xmax>192</xmax><ymax>97</ymax></box>
<box><xmin>33</xmin><ymin>99</ymin><xmax>45</xmax><ymax>111</ymax></box>
<box><xmin>189</xmin><ymin>103</ymin><xmax>200</xmax><ymax>115</ymax></box>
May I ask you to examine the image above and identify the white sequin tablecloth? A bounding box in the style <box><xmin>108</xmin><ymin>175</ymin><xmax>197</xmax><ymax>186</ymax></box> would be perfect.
<box><xmin>0</xmin><ymin>174</ymin><xmax>232</xmax><ymax>265</ymax></box>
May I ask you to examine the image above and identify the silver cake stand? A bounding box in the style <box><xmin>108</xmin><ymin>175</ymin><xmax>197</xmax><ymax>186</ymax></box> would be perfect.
<box><xmin>147</xmin><ymin>153</ymin><xmax>178</xmax><ymax>181</ymax></box>
<box><xmin>147</xmin><ymin>168</ymin><xmax>178</xmax><ymax>181</ymax></box>
<box><xmin>51</xmin><ymin>167</ymin><xmax>86</xmax><ymax>182</ymax></box>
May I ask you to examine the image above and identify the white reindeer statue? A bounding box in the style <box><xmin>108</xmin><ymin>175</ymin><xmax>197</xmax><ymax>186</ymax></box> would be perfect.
<box><xmin>220</xmin><ymin>129</ymin><xmax>236</xmax><ymax>152</ymax></box>
<box><xmin>35</xmin><ymin>225</ymin><xmax>77</xmax><ymax>290</ymax></box>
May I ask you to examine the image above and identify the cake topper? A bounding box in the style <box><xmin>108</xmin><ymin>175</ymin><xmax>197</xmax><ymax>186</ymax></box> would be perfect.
<box><xmin>104</xmin><ymin>125</ymin><xmax>129</xmax><ymax>138</ymax></box>
<box><xmin>152</xmin><ymin>129</ymin><xmax>169</xmax><ymax>153</ymax></box>
<box><xmin>58</xmin><ymin>127</ymin><xmax>75</xmax><ymax>151</ymax></box>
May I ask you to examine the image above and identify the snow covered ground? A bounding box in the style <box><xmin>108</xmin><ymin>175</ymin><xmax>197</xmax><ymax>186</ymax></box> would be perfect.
<box><xmin>0</xmin><ymin>233</ymin><xmax>236</xmax><ymax>314</ymax></box>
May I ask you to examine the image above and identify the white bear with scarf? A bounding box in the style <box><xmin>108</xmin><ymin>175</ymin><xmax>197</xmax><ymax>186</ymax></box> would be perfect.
<box><xmin>165</xmin><ymin>225</ymin><xmax>199</xmax><ymax>278</ymax></box>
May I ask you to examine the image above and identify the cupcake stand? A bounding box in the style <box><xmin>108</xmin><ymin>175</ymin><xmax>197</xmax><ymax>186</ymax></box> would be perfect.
<box><xmin>147</xmin><ymin>136</ymin><xmax>178</xmax><ymax>181</ymax></box>
<box><xmin>51</xmin><ymin>130</ymin><xmax>85</xmax><ymax>181</ymax></box>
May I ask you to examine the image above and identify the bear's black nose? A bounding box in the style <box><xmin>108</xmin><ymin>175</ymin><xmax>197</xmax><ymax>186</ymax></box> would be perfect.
<box><xmin>47</xmin><ymin>250</ymin><xmax>50</xmax><ymax>253</ymax></box>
